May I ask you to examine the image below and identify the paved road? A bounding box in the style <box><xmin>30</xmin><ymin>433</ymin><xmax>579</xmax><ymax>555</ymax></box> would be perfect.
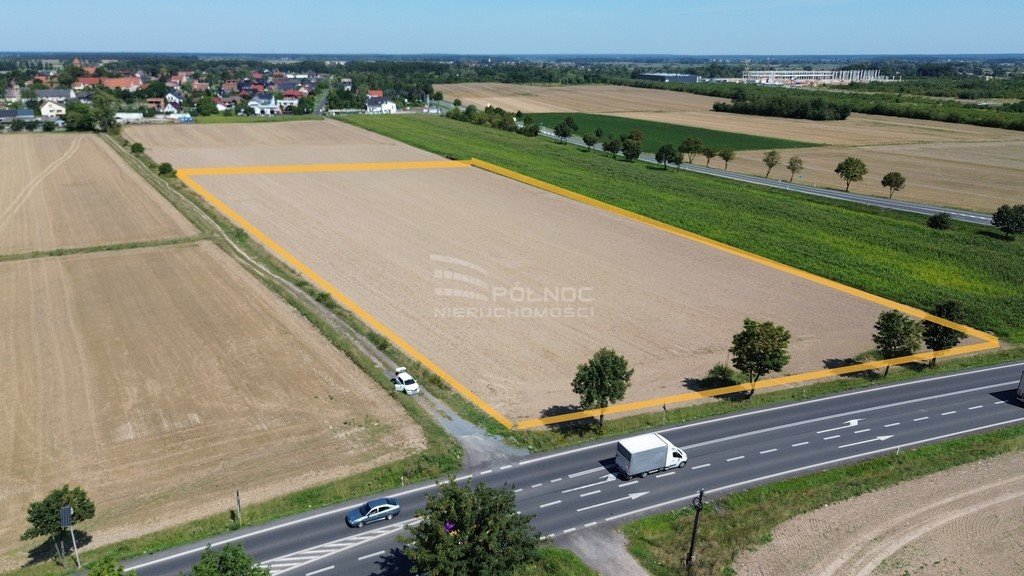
<box><xmin>127</xmin><ymin>361</ymin><xmax>1024</xmax><ymax>576</ymax></box>
<box><xmin>538</xmin><ymin>129</ymin><xmax>993</xmax><ymax>226</ymax></box>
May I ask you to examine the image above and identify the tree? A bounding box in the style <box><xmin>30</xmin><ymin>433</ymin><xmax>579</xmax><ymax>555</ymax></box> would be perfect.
<box><xmin>991</xmin><ymin>204</ymin><xmax>1024</xmax><ymax>238</ymax></box>
<box><xmin>91</xmin><ymin>92</ymin><xmax>120</xmax><ymax>132</ymax></box>
<box><xmin>187</xmin><ymin>544</ymin><xmax>269</xmax><ymax>576</ymax></box>
<box><xmin>158</xmin><ymin>162</ymin><xmax>175</xmax><ymax>176</ymax></box>
<box><xmin>42</xmin><ymin>121</ymin><xmax>56</xmax><ymax>132</ymax></box>
<box><xmin>620</xmin><ymin>138</ymin><xmax>642</xmax><ymax>162</ymax></box>
<box><xmin>762</xmin><ymin>150</ymin><xmax>780</xmax><ymax>178</ymax></box>
<box><xmin>581</xmin><ymin>132</ymin><xmax>598</xmax><ymax>151</ymax></box>
<box><xmin>22</xmin><ymin>485</ymin><xmax>96</xmax><ymax>562</ymax></box>
<box><xmin>922</xmin><ymin>301</ymin><xmax>968</xmax><ymax>365</ymax></box>
<box><xmin>10</xmin><ymin>119</ymin><xmax>26</xmax><ymax>132</ymax></box>
<box><xmin>88</xmin><ymin>557</ymin><xmax>137</xmax><ymax>576</ymax></box>
<box><xmin>655</xmin><ymin>144</ymin><xmax>678</xmax><ymax>169</ymax></box>
<box><xmin>835</xmin><ymin>156</ymin><xmax>868</xmax><ymax>191</ymax></box>
<box><xmin>571</xmin><ymin>348</ymin><xmax>633</xmax><ymax>426</ymax></box>
<box><xmin>786</xmin><ymin>155</ymin><xmax>803</xmax><ymax>182</ymax></box>
<box><xmin>130</xmin><ymin>142</ymin><xmax>144</xmax><ymax>154</ymax></box>
<box><xmin>701</xmin><ymin>146</ymin><xmax>717</xmax><ymax>167</ymax></box>
<box><xmin>401</xmin><ymin>479</ymin><xmax>539</xmax><ymax>576</ymax></box>
<box><xmin>553</xmin><ymin>121</ymin><xmax>572</xmax><ymax>143</ymax></box>
<box><xmin>195</xmin><ymin>96</ymin><xmax>218</xmax><ymax>116</ymax></box>
<box><xmin>452</xmin><ymin>98</ymin><xmax>462</xmax><ymax>107</ymax></box>
<box><xmin>679</xmin><ymin>138</ymin><xmax>702</xmax><ymax>163</ymax></box>
<box><xmin>927</xmin><ymin>212</ymin><xmax>953</xmax><ymax>230</ymax></box>
<box><xmin>64</xmin><ymin>102</ymin><xmax>94</xmax><ymax>131</ymax></box>
<box><xmin>728</xmin><ymin>319</ymin><xmax>791</xmax><ymax>391</ymax></box>
<box><xmin>872</xmin><ymin>310</ymin><xmax>923</xmax><ymax>375</ymax></box>
<box><xmin>562</xmin><ymin>115</ymin><xmax>579</xmax><ymax>132</ymax></box>
<box><xmin>601</xmin><ymin>137</ymin><xmax>621</xmax><ymax>157</ymax></box>
<box><xmin>719</xmin><ymin>148</ymin><xmax>736</xmax><ymax>170</ymax></box>
<box><xmin>881</xmin><ymin>171</ymin><xmax>906</xmax><ymax>199</ymax></box>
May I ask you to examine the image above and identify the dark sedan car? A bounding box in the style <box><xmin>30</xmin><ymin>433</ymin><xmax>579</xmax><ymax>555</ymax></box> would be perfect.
<box><xmin>346</xmin><ymin>497</ymin><xmax>400</xmax><ymax>528</ymax></box>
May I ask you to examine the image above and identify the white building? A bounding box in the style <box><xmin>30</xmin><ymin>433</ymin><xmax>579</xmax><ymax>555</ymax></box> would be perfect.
<box><xmin>40</xmin><ymin>101</ymin><xmax>67</xmax><ymax>117</ymax></box>
<box><xmin>248</xmin><ymin>93</ymin><xmax>280</xmax><ymax>115</ymax></box>
<box><xmin>366</xmin><ymin>96</ymin><xmax>396</xmax><ymax>114</ymax></box>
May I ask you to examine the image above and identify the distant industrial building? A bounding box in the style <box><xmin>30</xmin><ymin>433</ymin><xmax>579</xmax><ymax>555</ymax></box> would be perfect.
<box><xmin>636</xmin><ymin>72</ymin><xmax>701</xmax><ymax>84</ymax></box>
<box><xmin>742</xmin><ymin>69</ymin><xmax>894</xmax><ymax>85</ymax></box>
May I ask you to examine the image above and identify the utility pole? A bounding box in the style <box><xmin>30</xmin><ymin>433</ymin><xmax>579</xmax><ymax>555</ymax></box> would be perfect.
<box><xmin>236</xmin><ymin>489</ymin><xmax>243</xmax><ymax>528</ymax></box>
<box><xmin>686</xmin><ymin>489</ymin><xmax>705</xmax><ymax>570</ymax></box>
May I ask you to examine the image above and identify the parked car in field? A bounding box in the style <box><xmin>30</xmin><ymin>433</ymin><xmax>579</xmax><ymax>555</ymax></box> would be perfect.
<box><xmin>346</xmin><ymin>497</ymin><xmax>400</xmax><ymax>528</ymax></box>
<box><xmin>392</xmin><ymin>367</ymin><xmax>420</xmax><ymax>395</ymax></box>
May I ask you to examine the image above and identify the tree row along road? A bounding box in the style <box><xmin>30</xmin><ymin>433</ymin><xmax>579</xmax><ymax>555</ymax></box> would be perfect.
<box><xmin>127</xmin><ymin>361</ymin><xmax>1024</xmax><ymax>576</ymax></box>
<box><xmin>538</xmin><ymin>129</ymin><xmax>993</xmax><ymax>226</ymax></box>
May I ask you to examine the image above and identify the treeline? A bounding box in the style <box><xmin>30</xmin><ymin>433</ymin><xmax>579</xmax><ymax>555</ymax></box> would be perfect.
<box><xmin>836</xmin><ymin>76</ymin><xmax>1024</xmax><ymax>100</ymax></box>
<box><xmin>446</xmin><ymin>104</ymin><xmax>541</xmax><ymax>136</ymax></box>
<box><xmin>604</xmin><ymin>77</ymin><xmax>1024</xmax><ymax>131</ymax></box>
<box><xmin>712</xmin><ymin>94</ymin><xmax>851</xmax><ymax>121</ymax></box>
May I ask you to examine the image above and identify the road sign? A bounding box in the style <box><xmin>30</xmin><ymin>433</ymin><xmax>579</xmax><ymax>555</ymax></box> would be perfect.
<box><xmin>59</xmin><ymin>506</ymin><xmax>73</xmax><ymax>529</ymax></box>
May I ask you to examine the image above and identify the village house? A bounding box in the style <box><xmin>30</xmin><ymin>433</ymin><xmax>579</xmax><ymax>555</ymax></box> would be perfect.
<box><xmin>36</xmin><ymin>88</ymin><xmax>76</xmax><ymax>103</ymax></box>
<box><xmin>40</xmin><ymin>101</ymin><xmax>66</xmax><ymax>117</ymax></box>
<box><xmin>248</xmin><ymin>93</ymin><xmax>280</xmax><ymax>115</ymax></box>
<box><xmin>366</xmin><ymin>96</ymin><xmax>396</xmax><ymax>114</ymax></box>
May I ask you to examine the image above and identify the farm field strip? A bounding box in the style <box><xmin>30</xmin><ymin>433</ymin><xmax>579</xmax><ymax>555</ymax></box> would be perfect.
<box><xmin>175</xmin><ymin>156</ymin><xmax>996</xmax><ymax>430</ymax></box>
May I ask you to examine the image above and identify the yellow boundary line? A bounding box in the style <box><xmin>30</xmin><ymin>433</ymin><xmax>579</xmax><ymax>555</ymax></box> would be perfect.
<box><xmin>177</xmin><ymin>159</ymin><xmax>999</xmax><ymax>432</ymax></box>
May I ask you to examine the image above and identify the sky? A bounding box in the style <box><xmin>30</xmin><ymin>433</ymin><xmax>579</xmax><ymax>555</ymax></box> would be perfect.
<box><xmin>3</xmin><ymin>0</ymin><xmax>1022</xmax><ymax>55</ymax></box>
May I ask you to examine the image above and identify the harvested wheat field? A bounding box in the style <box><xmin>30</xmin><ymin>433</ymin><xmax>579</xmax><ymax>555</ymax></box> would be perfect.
<box><xmin>724</xmin><ymin>141</ymin><xmax>1024</xmax><ymax>212</ymax></box>
<box><xmin>0</xmin><ymin>133</ymin><xmax>194</xmax><ymax>254</ymax></box>
<box><xmin>735</xmin><ymin>451</ymin><xmax>1024</xmax><ymax>576</ymax></box>
<box><xmin>0</xmin><ymin>242</ymin><xmax>423</xmax><ymax>572</ymax></box>
<box><xmin>437</xmin><ymin>83</ymin><xmax>1024</xmax><ymax>146</ymax></box>
<box><xmin>126</xmin><ymin>119</ymin><xmax>438</xmax><ymax>168</ymax></box>
<box><xmin>195</xmin><ymin>164</ymin><xmax>907</xmax><ymax>423</ymax></box>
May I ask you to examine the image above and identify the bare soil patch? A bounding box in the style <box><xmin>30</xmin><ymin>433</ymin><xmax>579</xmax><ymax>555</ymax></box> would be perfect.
<box><xmin>434</xmin><ymin>82</ymin><xmax>723</xmax><ymax>115</ymax></box>
<box><xmin>126</xmin><ymin>119</ymin><xmax>438</xmax><ymax>168</ymax></box>
<box><xmin>723</xmin><ymin>141</ymin><xmax>1024</xmax><ymax>212</ymax></box>
<box><xmin>0</xmin><ymin>242</ymin><xmax>423</xmax><ymax>572</ymax></box>
<box><xmin>734</xmin><ymin>451</ymin><xmax>1024</xmax><ymax>576</ymax></box>
<box><xmin>197</xmin><ymin>165</ymin><xmax>898</xmax><ymax>422</ymax></box>
<box><xmin>0</xmin><ymin>133</ymin><xmax>195</xmax><ymax>254</ymax></box>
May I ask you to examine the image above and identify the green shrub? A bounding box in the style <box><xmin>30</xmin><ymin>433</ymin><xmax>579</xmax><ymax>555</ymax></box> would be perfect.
<box><xmin>130</xmin><ymin>142</ymin><xmax>145</xmax><ymax>154</ymax></box>
<box><xmin>927</xmin><ymin>212</ymin><xmax>953</xmax><ymax>230</ymax></box>
<box><xmin>158</xmin><ymin>162</ymin><xmax>176</xmax><ymax>176</ymax></box>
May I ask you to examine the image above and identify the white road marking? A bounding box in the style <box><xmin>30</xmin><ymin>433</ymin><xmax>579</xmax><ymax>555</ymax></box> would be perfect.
<box><xmin>577</xmin><ymin>492</ymin><xmax>648</xmax><ymax>512</ymax></box>
<box><xmin>531</xmin><ymin>483</ymin><xmax>543</xmax><ymax>488</ymax></box>
<box><xmin>792</xmin><ymin>442</ymin><xmax>809</xmax><ymax>447</ymax></box>
<box><xmin>823</xmin><ymin>435</ymin><xmax>840</xmax><ymax>440</ymax></box>
<box><xmin>306</xmin><ymin>567</ymin><xmax>333</xmax><ymax>576</ymax></box>
<box><xmin>540</xmin><ymin>500</ymin><xmax>562</xmax><ymax>508</ymax></box>
<box><xmin>550</xmin><ymin>477</ymin><xmax>563</xmax><ymax>483</ymax></box>
<box><xmin>884</xmin><ymin>422</ymin><xmax>900</xmax><ymax>428</ymax></box>
<box><xmin>515</xmin><ymin>367</ymin><xmax>1022</xmax><ymax>468</ymax></box>
<box><xmin>656</xmin><ymin>471</ymin><xmax>676</xmax><ymax>478</ymax></box>
<box><xmin>603</xmin><ymin>415</ymin><xmax>1024</xmax><ymax>524</ymax></box>
<box><xmin>481</xmin><ymin>469</ymin><xmax>493</xmax><ymax>475</ymax></box>
<box><xmin>995</xmin><ymin>400</ymin><xmax>1007</xmax><ymax>404</ymax></box>
<box><xmin>727</xmin><ymin>455</ymin><xmax>745</xmax><ymax>461</ymax></box>
<box><xmin>692</xmin><ymin>463</ymin><xmax>711</xmax><ymax>469</ymax></box>
<box><xmin>580</xmin><ymin>490</ymin><xmax>601</xmax><ymax>497</ymax></box>
<box><xmin>568</xmin><ymin>466</ymin><xmax>605</xmax><ymax>478</ymax></box>
<box><xmin>584</xmin><ymin>522</ymin><xmax>598</xmax><ymax>528</ymax></box>
<box><xmin>563</xmin><ymin>528</ymin><xmax>577</xmax><ymax>534</ymax></box>
<box><xmin>816</xmin><ymin>419</ymin><xmax>863</xmax><ymax>434</ymax></box>
<box><xmin>514</xmin><ymin>488</ymin><xmax>523</xmax><ymax>493</ymax></box>
<box><xmin>562</xmin><ymin>474</ymin><xmax>616</xmax><ymax>493</ymax></box>
<box><xmin>914</xmin><ymin>416</ymin><xmax>929</xmax><ymax>421</ymax></box>
<box><xmin>969</xmin><ymin>405</ymin><xmax>983</xmax><ymax>410</ymax></box>
<box><xmin>838</xmin><ymin>435</ymin><xmax>893</xmax><ymax>449</ymax></box>
<box><xmin>357</xmin><ymin>551</ymin><xmax>384</xmax><ymax>561</ymax></box>
<box><xmin>853</xmin><ymin>428</ymin><xmax>871</xmax><ymax>434</ymax></box>
<box><xmin>619</xmin><ymin>480</ymin><xmax>639</xmax><ymax>487</ymax></box>
<box><xmin>941</xmin><ymin>411</ymin><xmax>956</xmax><ymax>416</ymax></box>
<box><xmin>759</xmin><ymin>448</ymin><xmax>777</xmax><ymax>454</ymax></box>
<box><xmin>501</xmin><ymin>465</ymin><xmax>513</xmax><ymax>470</ymax></box>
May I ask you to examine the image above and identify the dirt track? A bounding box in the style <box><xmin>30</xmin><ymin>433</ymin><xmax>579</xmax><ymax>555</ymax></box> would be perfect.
<box><xmin>196</xmin><ymin>163</ymin><xmax>896</xmax><ymax>422</ymax></box>
<box><xmin>734</xmin><ymin>451</ymin><xmax>1024</xmax><ymax>576</ymax></box>
<box><xmin>0</xmin><ymin>133</ymin><xmax>195</xmax><ymax>254</ymax></box>
<box><xmin>0</xmin><ymin>242</ymin><xmax>423</xmax><ymax>571</ymax></box>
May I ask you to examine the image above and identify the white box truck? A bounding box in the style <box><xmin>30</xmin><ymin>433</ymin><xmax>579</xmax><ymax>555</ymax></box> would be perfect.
<box><xmin>614</xmin><ymin>433</ymin><xmax>687</xmax><ymax>479</ymax></box>
<box><xmin>1016</xmin><ymin>371</ymin><xmax>1024</xmax><ymax>403</ymax></box>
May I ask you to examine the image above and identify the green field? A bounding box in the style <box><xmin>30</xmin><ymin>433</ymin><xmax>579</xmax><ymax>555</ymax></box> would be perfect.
<box><xmin>342</xmin><ymin>115</ymin><xmax>1024</xmax><ymax>342</ymax></box>
<box><xmin>532</xmin><ymin>112</ymin><xmax>815</xmax><ymax>152</ymax></box>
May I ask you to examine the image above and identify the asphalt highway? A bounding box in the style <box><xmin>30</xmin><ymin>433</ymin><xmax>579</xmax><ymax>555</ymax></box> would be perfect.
<box><xmin>538</xmin><ymin>129</ymin><xmax>993</xmax><ymax>226</ymax></box>
<box><xmin>126</xmin><ymin>360</ymin><xmax>1024</xmax><ymax>576</ymax></box>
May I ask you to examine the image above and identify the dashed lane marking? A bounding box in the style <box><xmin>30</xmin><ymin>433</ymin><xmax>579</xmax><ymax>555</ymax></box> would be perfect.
<box><xmin>942</xmin><ymin>411</ymin><xmax>957</xmax><ymax>416</ymax></box>
<box><xmin>884</xmin><ymin>422</ymin><xmax>900</xmax><ymax>428</ymax></box>
<box><xmin>306</xmin><ymin>567</ymin><xmax>333</xmax><ymax>576</ymax></box>
<box><xmin>580</xmin><ymin>490</ymin><xmax>601</xmax><ymax>498</ymax></box>
<box><xmin>792</xmin><ymin>442</ymin><xmax>809</xmax><ymax>447</ymax></box>
<box><xmin>357</xmin><ymin>551</ymin><xmax>384</xmax><ymax>562</ymax></box>
<box><xmin>620</xmin><ymin>480</ymin><xmax>639</xmax><ymax>488</ymax></box>
<box><xmin>854</xmin><ymin>428</ymin><xmax>871</xmax><ymax>434</ymax></box>
<box><xmin>540</xmin><ymin>500</ymin><xmax>562</xmax><ymax>508</ymax></box>
<box><xmin>656</xmin><ymin>471</ymin><xmax>676</xmax><ymax>478</ymax></box>
<box><xmin>823</xmin><ymin>435</ymin><xmax>840</xmax><ymax>440</ymax></box>
<box><xmin>692</xmin><ymin>463</ymin><xmax>711</xmax><ymax>469</ymax></box>
<box><xmin>727</xmin><ymin>455</ymin><xmax>746</xmax><ymax>462</ymax></box>
<box><xmin>969</xmin><ymin>405</ymin><xmax>983</xmax><ymax>410</ymax></box>
<box><xmin>759</xmin><ymin>448</ymin><xmax>777</xmax><ymax>454</ymax></box>
<box><xmin>568</xmin><ymin>467</ymin><xmax>605</xmax><ymax>478</ymax></box>
<box><xmin>914</xmin><ymin>416</ymin><xmax>929</xmax><ymax>421</ymax></box>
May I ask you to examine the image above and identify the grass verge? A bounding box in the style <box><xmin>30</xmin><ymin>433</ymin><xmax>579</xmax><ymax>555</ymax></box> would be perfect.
<box><xmin>532</xmin><ymin>112</ymin><xmax>815</xmax><ymax>152</ymax></box>
<box><xmin>623</xmin><ymin>425</ymin><xmax>1024</xmax><ymax>576</ymax></box>
<box><xmin>514</xmin><ymin>547</ymin><xmax>599</xmax><ymax>576</ymax></box>
<box><xmin>341</xmin><ymin>115</ymin><xmax>1024</xmax><ymax>342</ymax></box>
<box><xmin>0</xmin><ymin>235</ymin><xmax>206</xmax><ymax>263</ymax></box>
